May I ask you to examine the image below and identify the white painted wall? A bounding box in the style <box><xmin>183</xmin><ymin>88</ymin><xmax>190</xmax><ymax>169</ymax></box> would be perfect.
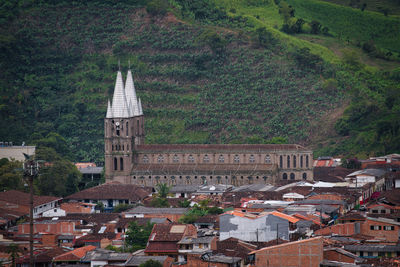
<box><xmin>42</xmin><ymin>208</ymin><xmax>66</xmax><ymax>217</ymax></box>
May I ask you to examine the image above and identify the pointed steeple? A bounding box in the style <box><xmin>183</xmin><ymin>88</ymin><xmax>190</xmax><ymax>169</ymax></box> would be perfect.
<box><xmin>111</xmin><ymin>71</ymin><xmax>129</xmax><ymax>118</ymax></box>
<box><xmin>138</xmin><ymin>98</ymin><xmax>143</xmax><ymax>115</ymax></box>
<box><xmin>106</xmin><ymin>100</ymin><xmax>113</xmax><ymax>118</ymax></box>
<box><xmin>125</xmin><ymin>69</ymin><xmax>139</xmax><ymax>116</ymax></box>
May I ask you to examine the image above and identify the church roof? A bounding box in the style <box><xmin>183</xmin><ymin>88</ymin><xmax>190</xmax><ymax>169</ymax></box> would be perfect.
<box><xmin>135</xmin><ymin>144</ymin><xmax>308</xmax><ymax>152</ymax></box>
<box><xmin>107</xmin><ymin>70</ymin><xmax>142</xmax><ymax>118</ymax></box>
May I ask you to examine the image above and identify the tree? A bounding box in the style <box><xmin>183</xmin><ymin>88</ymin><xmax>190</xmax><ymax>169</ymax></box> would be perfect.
<box><xmin>310</xmin><ymin>20</ymin><xmax>321</xmax><ymax>34</ymax></box>
<box><xmin>292</xmin><ymin>47</ymin><xmax>322</xmax><ymax>70</ymax></box>
<box><xmin>113</xmin><ymin>204</ymin><xmax>134</xmax><ymax>213</ymax></box>
<box><xmin>6</xmin><ymin>244</ymin><xmax>21</xmax><ymax>267</ymax></box>
<box><xmin>151</xmin><ymin>183</ymin><xmax>170</xmax><ymax>207</ymax></box>
<box><xmin>0</xmin><ymin>159</ymin><xmax>24</xmax><ymax>191</ymax></box>
<box><xmin>125</xmin><ymin>221</ymin><xmax>154</xmax><ymax>251</ymax></box>
<box><xmin>253</xmin><ymin>27</ymin><xmax>276</xmax><ymax>48</ymax></box>
<box><xmin>197</xmin><ymin>29</ymin><xmax>227</xmax><ymax>55</ymax></box>
<box><xmin>139</xmin><ymin>259</ymin><xmax>163</xmax><ymax>267</ymax></box>
<box><xmin>146</xmin><ymin>0</ymin><xmax>169</xmax><ymax>16</ymax></box>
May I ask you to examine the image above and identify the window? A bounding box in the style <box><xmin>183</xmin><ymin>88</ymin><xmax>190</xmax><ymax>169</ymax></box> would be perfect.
<box><xmin>173</xmin><ymin>154</ymin><xmax>180</xmax><ymax>163</ymax></box>
<box><xmin>157</xmin><ymin>155</ymin><xmax>164</xmax><ymax>163</ymax></box>
<box><xmin>287</xmin><ymin>156</ymin><xmax>290</xmax><ymax>168</ymax></box>
<box><xmin>372</xmin><ymin>210</ymin><xmax>378</xmax><ymax>213</ymax></box>
<box><xmin>384</xmin><ymin>226</ymin><xmax>394</xmax><ymax>230</ymax></box>
<box><xmin>290</xmin><ymin>173</ymin><xmax>295</xmax><ymax>180</ymax></box>
<box><xmin>218</xmin><ymin>155</ymin><xmax>224</xmax><ymax>163</ymax></box>
<box><xmin>302</xmin><ymin>173</ymin><xmax>307</xmax><ymax>180</ymax></box>
<box><xmin>293</xmin><ymin>155</ymin><xmax>297</xmax><ymax>168</ymax></box>
<box><xmin>143</xmin><ymin>155</ymin><xmax>149</xmax><ymax>163</ymax></box>
<box><xmin>203</xmin><ymin>155</ymin><xmax>210</xmax><ymax>163</ymax></box>
<box><xmin>120</xmin><ymin>157</ymin><xmax>124</xmax><ymax>171</ymax></box>
<box><xmin>381</xmin><ymin>210</ymin><xmax>386</xmax><ymax>214</ymax></box>
<box><xmin>368</xmin><ymin>252</ymin><xmax>373</xmax><ymax>257</ymax></box>
<box><xmin>370</xmin><ymin>225</ymin><xmax>374</xmax><ymax>230</ymax></box>
<box><xmin>300</xmin><ymin>155</ymin><xmax>303</xmax><ymax>168</ymax></box>
<box><xmin>234</xmin><ymin>155</ymin><xmax>240</xmax><ymax>163</ymax></box>
<box><xmin>265</xmin><ymin>155</ymin><xmax>271</xmax><ymax>164</ymax></box>
<box><xmin>306</xmin><ymin>155</ymin><xmax>309</xmax><ymax>168</ymax></box>
<box><xmin>126</xmin><ymin>122</ymin><xmax>129</xmax><ymax>136</ymax></box>
<box><xmin>249</xmin><ymin>155</ymin><xmax>255</xmax><ymax>163</ymax></box>
<box><xmin>283</xmin><ymin>173</ymin><xmax>288</xmax><ymax>180</ymax></box>
<box><xmin>137</xmin><ymin>120</ymin><xmax>139</xmax><ymax>135</ymax></box>
<box><xmin>280</xmin><ymin>155</ymin><xmax>283</xmax><ymax>168</ymax></box>
<box><xmin>114</xmin><ymin>157</ymin><xmax>118</xmax><ymax>170</ymax></box>
<box><xmin>188</xmin><ymin>155</ymin><xmax>194</xmax><ymax>163</ymax></box>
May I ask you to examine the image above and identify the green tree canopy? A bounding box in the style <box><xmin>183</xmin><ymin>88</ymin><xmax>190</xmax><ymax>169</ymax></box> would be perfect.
<box><xmin>125</xmin><ymin>221</ymin><xmax>154</xmax><ymax>251</ymax></box>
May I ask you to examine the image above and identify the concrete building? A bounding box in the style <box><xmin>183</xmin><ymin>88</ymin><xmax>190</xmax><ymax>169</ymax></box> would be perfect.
<box><xmin>219</xmin><ymin>210</ymin><xmax>289</xmax><ymax>242</ymax></box>
<box><xmin>104</xmin><ymin>70</ymin><xmax>314</xmax><ymax>186</ymax></box>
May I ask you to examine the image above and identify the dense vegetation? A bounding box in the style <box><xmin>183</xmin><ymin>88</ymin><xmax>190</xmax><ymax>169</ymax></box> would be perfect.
<box><xmin>1</xmin><ymin>0</ymin><xmax>399</xmax><ymax>168</ymax></box>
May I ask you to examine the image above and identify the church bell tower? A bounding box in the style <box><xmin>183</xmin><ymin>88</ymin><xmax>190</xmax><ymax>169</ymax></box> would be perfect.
<box><xmin>104</xmin><ymin>69</ymin><xmax>144</xmax><ymax>182</ymax></box>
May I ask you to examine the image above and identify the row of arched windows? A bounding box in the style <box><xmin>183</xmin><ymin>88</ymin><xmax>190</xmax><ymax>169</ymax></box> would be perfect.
<box><xmin>112</xmin><ymin>144</ymin><xmax>129</xmax><ymax>151</ymax></box>
<box><xmin>107</xmin><ymin>120</ymin><xmax>142</xmax><ymax>138</ymax></box>
<box><xmin>113</xmin><ymin>157</ymin><xmax>124</xmax><ymax>171</ymax></box>
<box><xmin>132</xmin><ymin>175</ymin><xmax>269</xmax><ymax>182</ymax></box>
<box><xmin>282</xmin><ymin>172</ymin><xmax>308</xmax><ymax>180</ymax></box>
<box><xmin>279</xmin><ymin>155</ymin><xmax>310</xmax><ymax>169</ymax></box>
<box><xmin>142</xmin><ymin>154</ymin><xmax>273</xmax><ymax>164</ymax></box>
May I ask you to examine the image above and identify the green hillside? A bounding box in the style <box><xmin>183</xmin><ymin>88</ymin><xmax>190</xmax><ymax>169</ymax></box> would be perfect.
<box><xmin>0</xmin><ymin>0</ymin><xmax>399</xmax><ymax>163</ymax></box>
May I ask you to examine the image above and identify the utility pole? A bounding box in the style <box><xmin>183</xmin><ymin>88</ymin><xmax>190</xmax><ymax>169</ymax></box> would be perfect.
<box><xmin>23</xmin><ymin>156</ymin><xmax>40</xmax><ymax>267</ymax></box>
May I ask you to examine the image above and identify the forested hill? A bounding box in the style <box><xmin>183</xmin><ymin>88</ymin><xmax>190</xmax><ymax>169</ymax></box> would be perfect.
<box><xmin>1</xmin><ymin>0</ymin><xmax>400</xmax><ymax>163</ymax></box>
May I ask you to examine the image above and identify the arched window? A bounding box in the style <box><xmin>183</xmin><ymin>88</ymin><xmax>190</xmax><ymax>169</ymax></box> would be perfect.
<box><xmin>234</xmin><ymin>155</ymin><xmax>240</xmax><ymax>163</ymax></box>
<box><xmin>293</xmin><ymin>155</ymin><xmax>297</xmax><ymax>168</ymax></box>
<box><xmin>143</xmin><ymin>155</ymin><xmax>149</xmax><ymax>163</ymax></box>
<box><xmin>188</xmin><ymin>155</ymin><xmax>194</xmax><ymax>163</ymax></box>
<box><xmin>201</xmin><ymin>176</ymin><xmax>207</xmax><ymax>184</ymax></box>
<box><xmin>300</xmin><ymin>155</ymin><xmax>303</xmax><ymax>168</ymax></box>
<box><xmin>157</xmin><ymin>155</ymin><xmax>164</xmax><ymax>163</ymax></box>
<box><xmin>282</xmin><ymin>173</ymin><xmax>287</xmax><ymax>180</ymax></box>
<box><xmin>263</xmin><ymin>176</ymin><xmax>268</xmax><ymax>182</ymax></box>
<box><xmin>280</xmin><ymin>156</ymin><xmax>283</xmax><ymax>168</ymax></box>
<box><xmin>126</xmin><ymin>122</ymin><xmax>129</xmax><ymax>136</ymax></box>
<box><xmin>217</xmin><ymin>176</ymin><xmax>221</xmax><ymax>184</ymax></box>
<box><xmin>105</xmin><ymin>122</ymin><xmax>108</xmax><ymax>137</ymax></box>
<box><xmin>287</xmin><ymin>156</ymin><xmax>290</xmax><ymax>168</ymax></box>
<box><xmin>122</xmin><ymin>145</ymin><xmax>124</xmax><ymax>151</ymax></box>
<box><xmin>114</xmin><ymin>157</ymin><xmax>118</xmax><ymax>171</ymax></box>
<box><xmin>302</xmin><ymin>173</ymin><xmax>307</xmax><ymax>180</ymax></box>
<box><xmin>173</xmin><ymin>154</ymin><xmax>180</xmax><ymax>163</ymax></box>
<box><xmin>265</xmin><ymin>155</ymin><xmax>271</xmax><ymax>164</ymax></box>
<box><xmin>218</xmin><ymin>155</ymin><xmax>224</xmax><ymax>163</ymax></box>
<box><xmin>116</xmin><ymin>122</ymin><xmax>120</xmax><ymax>136</ymax></box>
<box><xmin>203</xmin><ymin>155</ymin><xmax>210</xmax><ymax>163</ymax></box>
<box><xmin>137</xmin><ymin>120</ymin><xmax>139</xmax><ymax>135</ymax></box>
<box><xmin>120</xmin><ymin>158</ymin><xmax>124</xmax><ymax>171</ymax></box>
<box><xmin>127</xmin><ymin>144</ymin><xmax>129</xmax><ymax>151</ymax></box>
<box><xmin>112</xmin><ymin>145</ymin><xmax>114</xmax><ymax>151</ymax></box>
<box><xmin>249</xmin><ymin>155</ymin><xmax>255</xmax><ymax>163</ymax></box>
<box><xmin>306</xmin><ymin>155</ymin><xmax>309</xmax><ymax>168</ymax></box>
<box><xmin>290</xmin><ymin>173</ymin><xmax>295</xmax><ymax>180</ymax></box>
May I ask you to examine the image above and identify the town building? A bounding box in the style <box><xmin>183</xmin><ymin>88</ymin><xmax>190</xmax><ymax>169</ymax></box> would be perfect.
<box><xmin>104</xmin><ymin>70</ymin><xmax>314</xmax><ymax>186</ymax></box>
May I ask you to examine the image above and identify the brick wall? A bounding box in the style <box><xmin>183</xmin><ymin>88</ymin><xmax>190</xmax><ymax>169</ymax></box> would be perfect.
<box><xmin>18</xmin><ymin>221</ymin><xmax>76</xmax><ymax>235</ymax></box>
<box><xmin>314</xmin><ymin>223</ymin><xmax>356</xmax><ymax>236</ymax></box>
<box><xmin>324</xmin><ymin>250</ymin><xmax>356</xmax><ymax>264</ymax></box>
<box><xmin>252</xmin><ymin>237</ymin><xmax>323</xmax><ymax>267</ymax></box>
<box><xmin>361</xmin><ymin>219</ymin><xmax>399</xmax><ymax>243</ymax></box>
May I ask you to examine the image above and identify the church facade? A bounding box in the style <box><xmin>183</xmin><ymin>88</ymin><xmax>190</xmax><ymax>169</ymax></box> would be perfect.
<box><xmin>105</xmin><ymin>71</ymin><xmax>313</xmax><ymax>186</ymax></box>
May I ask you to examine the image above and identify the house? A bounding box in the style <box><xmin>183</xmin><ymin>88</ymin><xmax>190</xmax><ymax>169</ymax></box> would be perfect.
<box><xmin>181</xmin><ymin>253</ymin><xmax>241</xmax><ymax>267</ymax></box>
<box><xmin>0</xmin><ymin>207</ymin><xmax>26</xmax><ymax>230</ymax></box>
<box><xmin>346</xmin><ymin>169</ymin><xmax>387</xmax><ymax>190</ymax></box>
<box><xmin>81</xmin><ymin>248</ymin><xmax>131</xmax><ymax>267</ymax></box>
<box><xmin>323</xmin><ymin>247</ymin><xmax>363</xmax><ymax>265</ymax></box>
<box><xmin>344</xmin><ymin>244</ymin><xmax>400</xmax><ymax>258</ymax></box>
<box><xmin>125</xmin><ymin>255</ymin><xmax>174</xmax><ymax>267</ymax></box>
<box><xmin>60</xmin><ymin>202</ymin><xmax>96</xmax><ymax>214</ymax></box>
<box><xmin>124</xmin><ymin>206</ymin><xmax>188</xmax><ymax>222</ymax></box>
<box><xmin>367</xmin><ymin>202</ymin><xmax>400</xmax><ymax>214</ymax></box>
<box><xmin>194</xmin><ymin>184</ymin><xmax>233</xmax><ymax>195</ymax></box>
<box><xmin>219</xmin><ymin>211</ymin><xmax>289</xmax><ymax>242</ymax></box>
<box><xmin>53</xmin><ymin>245</ymin><xmax>96</xmax><ymax>265</ymax></box>
<box><xmin>282</xmin><ymin>192</ymin><xmax>304</xmax><ymax>201</ymax></box>
<box><xmin>0</xmin><ymin>190</ymin><xmax>61</xmax><ymax>218</ymax></box>
<box><xmin>169</xmin><ymin>185</ymin><xmax>201</xmax><ymax>198</ymax></box>
<box><xmin>144</xmin><ymin>223</ymin><xmax>197</xmax><ymax>261</ymax></box>
<box><xmin>337</xmin><ymin>212</ymin><xmax>366</xmax><ymax>224</ymax></box>
<box><xmin>16</xmin><ymin>247</ymin><xmax>68</xmax><ymax>267</ymax></box>
<box><xmin>361</xmin><ymin>217</ymin><xmax>400</xmax><ymax>243</ymax></box>
<box><xmin>17</xmin><ymin>220</ymin><xmax>78</xmax><ymax>236</ymax></box>
<box><xmin>177</xmin><ymin>236</ymin><xmax>217</xmax><ymax>262</ymax></box>
<box><xmin>248</xmin><ymin>237</ymin><xmax>324</xmax><ymax>267</ymax></box>
<box><xmin>0</xmin><ymin>144</ymin><xmax>35</xmax><ymax>161</ymax></box>
<box><xmin>65</xmin><ymin>182</ymin><xmax>152</xmax><ymax>211</ymax></box>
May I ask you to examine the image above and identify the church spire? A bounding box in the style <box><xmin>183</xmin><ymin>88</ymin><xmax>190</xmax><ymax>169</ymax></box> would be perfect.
<box><xmin>106</xmin><ymin>99</ymin><xmax>113</xmax><ymax>118</ymax></box>
<box><xmin>125</xmin><ymin>69</ymin><xmax>140</xmax><ymax>116</ymax></box>
<box><xmin>138</xmin><ymin>97</ymin><xmax>143</xmax><ymax>115</ymax></box>
<box><xmin>111</xmin><ymin>71</ymin><xmax>129</xmax><ymax>118</ymax></box>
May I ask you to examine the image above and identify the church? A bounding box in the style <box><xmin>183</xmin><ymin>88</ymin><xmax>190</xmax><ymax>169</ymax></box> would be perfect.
<box><xmin>105</xmin><ymin>70</ymin><xmax>313</xmax><ymax>186</ymax></box>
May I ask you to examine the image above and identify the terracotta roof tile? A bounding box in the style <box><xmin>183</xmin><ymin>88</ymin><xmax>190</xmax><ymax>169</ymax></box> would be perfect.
<box><xmin>53</xmin><ymin>245</ymin><xmax>96</xmax><ymax>262</ymax></box>
<box><xmin>65</xmin><ymin>182</ymin><xmax>152</xmax><ymax>201</ymax></box>
<box><xmin>0</xmin><ymin>190</ymin><xmax>60</xmax><ymax>208</ymax></box>
<box><xmin>136</xmin><ymin>144</ymin><xmax>307</xmax><ymax>152</ymax></box>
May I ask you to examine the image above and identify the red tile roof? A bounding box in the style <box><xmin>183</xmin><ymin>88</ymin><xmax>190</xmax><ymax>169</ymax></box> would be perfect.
<box><xmin>53</xmin><ymin>245</ymin><xmax>96</xmax><ymax>262</ymax></box>
<box><xmin>65</xmin><ymin>182</ymin><xmax>152</xmax><ymax>201</ymax></box>
<box><xmin>0</xmin><ymin>190</ymin><xmax>60</xmax><ymax>207</ymax></box>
